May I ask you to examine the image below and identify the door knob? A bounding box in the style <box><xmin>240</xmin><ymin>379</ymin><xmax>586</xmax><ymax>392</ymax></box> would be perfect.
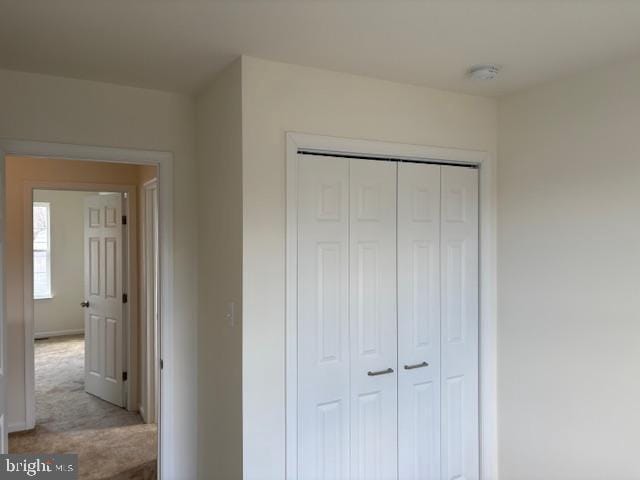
<box><xmin>80</xmin><ymin>301</ymin><xmax>90</xmax><ymax>308</ymax></box>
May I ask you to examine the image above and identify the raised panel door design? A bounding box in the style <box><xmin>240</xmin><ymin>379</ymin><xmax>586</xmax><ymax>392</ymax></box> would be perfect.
<box><xmin>412</xmin><ymin>241</ymin><xmax>434</xmax><ymax>348</ymax></box>
<box><xmin>355</xmin><ymin>391</ymin><xmax>383</xmax><ymax>480</ymax></box>
<box><xmin>441</xmin><ymin>166</ymin><xmax>479</xmax><ymax>480</ymax></box>
<box><xmin>105</xmin><ymin>317</ymin><xmax>118</xmax><ymax>382</ymax></box>
<box><xmin>317</xmin><ymin>242</ymin><xmax>342</xmax><ymax>363</ymax></box>
<box><xmin>318</xmin><ymin>182</ymin><xmax>342</xmax><ymax>221</ymax></box>
<box><xmin>357</xmin><ymin>184</ymin><xmax>381</xmax><ymax>221</ymax></box>
<box><xmin>89</xmin><ymin>238</ymin><xmax>101</xmax><ymax>296</ymax></box>
<box><xmin>88</xmin><ymin>314</ymin><xmax>102</xmax><ymax>376</ymax></box>
<box><xmin>105</xmin><ymin>237</ymin><xmax>117</xmax><ymax>298</ymax></box>
<box><xmin>298</xmin><ymin>155</ymin><xmax>350</xmax><ymax>480</ymax></box>
<box><xmin>412</xmin><ymin>381</ymin><xmax>438</xmax><ymax>479</ymax></box>
<box><xmin>445</xmin><ymin>187</ymin><xmax>466</xmax><ymax>223</ymax></box>
<box><xmin>317</xmin><ymin>400</ymin><xmax>344</xmax><ymax>479</ymax></box>
<box><xmin>349</xmin><ymin>158</ymin><xmax>397</xmax><ymax>480</ymax></box>
<box><xmin>398</xmin><ymin>162</ymin><xmax>441</xmax><ymax>480</ymax></box>
<box><xmin>412</xmin><ymin>188</ymin><xmax>434</xmax><ymax>222</ymax></box>
<box><xmin>105</xmin><ymin>206</ymin><xmax>118</xmax><ymax>227</ymax></box>
<box><xmin>356</xmin><ymin>241</ymin><xmax>380</xmax><ymax>356</ymax></box>
<box><xmin>444</xmin><ymin>376</ymin><xmax>464</xmax><ymax>480</ymax></box>
<box><xmin>89</xmin><ymin>208</ymin><xmax>101</xmax><ymax>228</ymax></box>
<box><xmin>444</xmin><ymin>241</ymin><xmax>465</xmax><ymax>344</ymax></box>
<box><xmin>84</xmin><ymin>194</ymin><xmax>124</xmax><ymax>407</ymax></box>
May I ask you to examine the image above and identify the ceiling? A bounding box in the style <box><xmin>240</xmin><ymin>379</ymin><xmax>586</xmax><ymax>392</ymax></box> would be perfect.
<box><xmin>1</xmin><ymin>0</ymin><xmax>640</xmax><ymax>97</ymax></box>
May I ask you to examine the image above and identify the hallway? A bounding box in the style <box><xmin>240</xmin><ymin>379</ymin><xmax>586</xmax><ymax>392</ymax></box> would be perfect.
<box><xmin>9</xmin><ymin>335</ymin><xmax>157</xmax><ymax>479</ymax></box>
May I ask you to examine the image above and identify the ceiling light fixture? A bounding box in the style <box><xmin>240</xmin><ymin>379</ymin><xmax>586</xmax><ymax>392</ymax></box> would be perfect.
<box><xmin>468</xmin><ymin>64</ymin><xmax>501</xmax><ymax>81</ymax></box>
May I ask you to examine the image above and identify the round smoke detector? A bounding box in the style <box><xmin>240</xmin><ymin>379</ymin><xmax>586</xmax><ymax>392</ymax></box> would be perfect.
<box><xmin>468</xmin><ymin>64</ymin><xmax>501</xmax><ymax>81</ymax></box>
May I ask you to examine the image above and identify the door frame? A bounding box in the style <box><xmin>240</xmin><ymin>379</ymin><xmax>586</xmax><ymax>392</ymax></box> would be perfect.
<box><xmin>285</xmin><ymin>132</ymin><xmax>498</xmax><ymax>479</ymax></box>
<box><xmin>140</xmin><ymin>178</ymin><xmax>159</xmax><ymax>423</ymax></box>
<box><xmin>24</xmin><ymin>182</ymin><xmax>137</xmax><ymax>424</ymax></box>
<box><xmin>0</xmin><ymin>139</ymin><xmax>174</xmax><ymax>479</ymax></box>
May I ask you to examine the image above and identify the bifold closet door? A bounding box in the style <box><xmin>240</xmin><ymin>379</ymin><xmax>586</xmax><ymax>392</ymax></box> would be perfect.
<box><xmin>298</xmin><ymin>154</ymin><xmax>351</xmax><ymax>479</ymax></box>
<box><xmin>397</xmin><ymin>162</ymin><xmax>441</xmax><ymax>480</ymax></box>
<box><xmin>398</xmin><ymin>163</ymin><xmax>479</xmax><ymax>480</ymax></box>
<box><xmin>349</xmin><ymin>159</ymin><xmax>398</xmax><ymax>480</ymax></box>
<box><xmin>297</xmin><ymin>155</ymin><xmax>398</xmax><ymax>480</ymax></box>
<box><xmin>440</xmin><ymin>165</ymin><xmax>479</xmax><ymax>480</ymax></box>
<box><xmin>296</xmin><ymin>154</ymin><xmax>477</xmax><ymax>480</ymax></box>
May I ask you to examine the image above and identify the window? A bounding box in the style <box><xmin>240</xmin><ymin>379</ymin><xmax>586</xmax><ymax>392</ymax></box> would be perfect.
<box><xmin>33</xmin><ymin>202</ymin><xmax>52</xmax><ymax>299</ymax></box>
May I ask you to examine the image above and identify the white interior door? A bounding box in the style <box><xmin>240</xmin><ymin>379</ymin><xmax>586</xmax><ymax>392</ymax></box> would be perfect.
<box><xmin>83</xmin><ymin>193</ymin><xmax>125</xmax><ymax>407</ymax></box>
<box><xmin>297</xmin><ymin>155</ymin><xmax>350</xmax><ymax>479</ymax></box>
<box><xmin>295</xmin><ymin>155</ymin><xmax>478</xmax><ymax>480</ymax></box>
<box><xmin>440</xmin><ymin>166</ymin><xmax>479</xmax><ymax>480</ymax></box>
<box><xmin>397</xmin><ymin>162</ymin><xmax>441</xmax><ymax>479</ymax></box>
<box><xmin>349</xmin><ymin>159</ymin><xmax>397</xmax><ymax>480</ymax></box>
<box><xmin>0</xmin><ymin>152</ymin><xmax>6</xmax><ymax>453</ymax></box>
<box><xmin>297</xmin><ymin>155</ymin><xmax>398</xmax><ymax>480</ymax></box>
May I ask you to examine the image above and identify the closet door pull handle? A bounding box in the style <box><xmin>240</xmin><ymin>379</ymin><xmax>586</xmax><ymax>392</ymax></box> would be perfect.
<box><xmin>404</xmin><ymin>361</ymin><xmax>429</xmax><ymax>370</ymax></box>
<box><xmin>367</xmin><ymin>368</ymin><xmax>394</xmax><ymax>376</ymax></box>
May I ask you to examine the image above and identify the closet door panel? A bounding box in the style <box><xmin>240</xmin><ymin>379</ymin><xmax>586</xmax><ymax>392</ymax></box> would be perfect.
<box><xmin>440</xmin><ymin>166</ymin><xmax>479</xmax><ymax>480</ymax></box>
<box><xmin>349</xmin><ymin>159</ymin><xmax>398</xmax><ymax>480</ymax></box>
<box><xmin>397</xmin><ymin>162</ymin><xmax>441</xmax><ymax>480</ymax></box>
<box><xmin>298</xmin><ymin>155</ymin><xmax>350</xmax><ymax>479</ymax></box>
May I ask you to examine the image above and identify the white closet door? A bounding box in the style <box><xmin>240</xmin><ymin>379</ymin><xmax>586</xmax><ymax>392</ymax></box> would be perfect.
<box><xmin>297</xmin><ymin>155</ymin><xmax>351</xmax><ymax>480</ymax></box>
<box><xmin>397</xmin><ymin>162</ymin><xmax>441</xmax><ymax>480</ymax></box>
<box><xmin>440</xmin><ymin>166</ymin><xmax>479</xmax><ymax>480</ymax></box>
<box><xmin>349</xmin><ymin>159</ymin><xmax>398</xmax><ymax>480</ymax></box>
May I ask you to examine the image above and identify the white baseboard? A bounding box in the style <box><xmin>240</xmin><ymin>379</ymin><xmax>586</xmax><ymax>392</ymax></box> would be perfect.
<box><xmin>8</xmin><ymin>420</ymin><xmax>28</xmax><ymax>433</ymax></box>
<box><xmin>34</xmin><ymin>329</ymin><xmax>84</xmax><ymax>339</ymax></box>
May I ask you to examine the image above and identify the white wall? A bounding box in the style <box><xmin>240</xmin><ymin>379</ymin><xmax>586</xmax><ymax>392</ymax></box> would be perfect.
<box><xmin>0</xmin><ymin>69</ymin><xmax>198</xmax><ymax>478</ymax></box>
<box><xmin>33</xmin><ymin>190</ymin><xmax>87</xmax><ymax>337</ymax></box>
<box><xmin>241</xmin><ymin>56</ymin><xmax>497</xmax><ymax>479</ymax></box>
<box><xmin>498</xmin><ymin>57</ymin><xmax>640</xmax><ymax>479</ymax></box>
<box><xmin>195</xmin><ymin>59</ymin><xmax>243</xmax><ymax>479</ymax></box>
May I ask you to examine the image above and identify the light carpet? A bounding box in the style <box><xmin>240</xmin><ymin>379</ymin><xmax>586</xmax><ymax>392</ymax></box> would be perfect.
<box><xmin>9</xmin><ymin>335</ymin><xmax>157</xmax><ymax>480</ymax></box>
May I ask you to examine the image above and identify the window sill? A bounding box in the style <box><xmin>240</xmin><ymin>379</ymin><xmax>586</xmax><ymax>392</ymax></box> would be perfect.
<box><xmin>34</xmin><ymin>295</ymin><xmax>54</xmax><ymax>300</ymax></box>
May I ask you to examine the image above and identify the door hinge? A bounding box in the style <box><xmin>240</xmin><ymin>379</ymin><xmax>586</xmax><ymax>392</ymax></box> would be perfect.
<box><xmin>122</xmin><ymin>215</ymin><xmax>127</xmax><ymax>225</ymax></box>
<box><xmin>160</xmin><ymin>359</ymin><xmax>164</xmax><ymax>370</ymax></box>
<box><xmin>122</xmin><ymin>293</ymin><xmax>128</xmax><ymax>304</ymax></box>
<box><xmin>122</xmin><ymin>371</ymin><xmax>128</xmax><ymax>382</ymax></box>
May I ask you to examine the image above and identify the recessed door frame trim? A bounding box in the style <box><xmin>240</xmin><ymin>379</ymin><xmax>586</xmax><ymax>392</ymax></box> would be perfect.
<box><xmin>285</xmin><ymin>132</ymin><xmax>498</xmax><ymax>480</ymax></box>
<box><xmin>0</xmin><ymin>139</ymin><xmax>174</xmax><ymax>479</ymax></box>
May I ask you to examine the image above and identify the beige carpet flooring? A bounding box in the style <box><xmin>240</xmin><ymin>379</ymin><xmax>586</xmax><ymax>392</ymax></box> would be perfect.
<box><xmin>9</xmin><ymin>335</ymin><xmax>157</xmax><ymax>480</ymax></box>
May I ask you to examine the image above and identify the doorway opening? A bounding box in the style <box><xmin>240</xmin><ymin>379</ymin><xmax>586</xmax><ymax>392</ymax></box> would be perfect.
<box><xmin>5</xmin><ymin>156</ymin><xmax>161</xmax><ymax>479</ymax></box>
